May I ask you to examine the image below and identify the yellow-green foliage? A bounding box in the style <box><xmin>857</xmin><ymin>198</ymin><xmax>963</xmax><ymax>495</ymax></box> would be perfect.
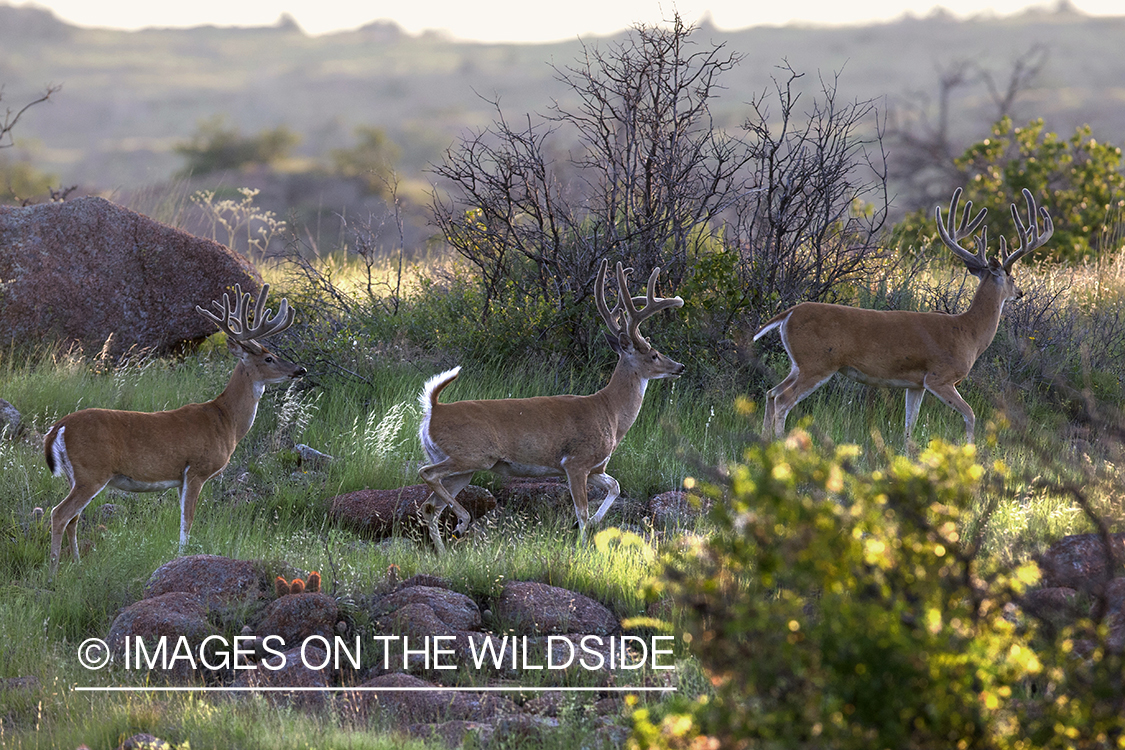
<box><xmin>0</xmin><ymin>156</ymin><xmax>54</xmax><ymax>204</ymax></box>
<box><xmin>175</xmin><ymin>116</ymin><xmax>300</xmax><ymax>177</ymax></box>
<box><xmin>330</xmin><ymin>125</ymin><xmax>403</xmax><ymax>198</ymax></box>
<box><xmin>630</xmin><ymin>427</ymin><xmax>1111</xmax><ymax>749</ymax></box>
<box><xmin>897</xmin><ymin>117</ymin><xmax>1125</xmax><ymax>264</ymax></box>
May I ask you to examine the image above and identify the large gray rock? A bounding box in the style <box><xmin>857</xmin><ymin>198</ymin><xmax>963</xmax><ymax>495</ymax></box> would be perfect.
<box><xmin>231</xmin><ymin>644</ymin><xmax>331</xmax><ymax>710</ymax></box>
<box><xmin>254</xmin><ymin>592</ymin><xmax>339</xmax><ymax>647</ymax></box>
<box><xmin>1038</xmin><ymin>533</ymin><xmax>1125</xmax><ymax>594</ymax></box>
<box><xmin>329</xmin><ymin>484</ymin><xmax>495</xmax><ymax>540</ymax></box>
<box><xmin>0</xmin><ymin>196</ymin><xmax>260</xmax><ymax>355</ymax></box>
<box><xmin>493</xmin><ymin>581</ymin><xmax>618</xmax><ymax>636</ymax></box>
<box><xmin>0</xmin><ymin>398</ymin><xmax>20</xmax><ymax>438</ymax></box>
<box><xmin>342</xmin><ymin>672</ymin><xmax>515</xmax><ymax>726</ymax></box>
<box><xmin>105</xmin><ymin>592</ymin><xmax>218</xmax><ymax>683</ymax></box>
<box><xmin>369</xmin><ymin>585</ymin><xmax>482</xmax><ymax>632</ymax></box>
<box><xmin>143</xmin><ymin>554</ymin><xmax>273</xmax><ymax>608</ymax></box>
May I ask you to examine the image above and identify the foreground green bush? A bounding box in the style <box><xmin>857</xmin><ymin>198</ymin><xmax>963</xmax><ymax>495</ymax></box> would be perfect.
<box><xmin>632</xmin><ymin>423</ymin><xmax>1125</xmax><ymax>748</ymax></box>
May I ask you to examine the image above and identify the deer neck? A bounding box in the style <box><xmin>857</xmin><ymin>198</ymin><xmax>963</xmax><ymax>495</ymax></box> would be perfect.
<box><xmin>958</xmin><ymin>274</ymin><xmax>1008</xmax><ymax>357</ymax></box>
<box><xmin>212</xmin><ymin>361</ymin><xmax>266</xmax><ymax>441</ymax></box>
<box><xmin>595</xmin><ymin>357</ymin><xmax>650</xmax><ymax>442</ymax></box>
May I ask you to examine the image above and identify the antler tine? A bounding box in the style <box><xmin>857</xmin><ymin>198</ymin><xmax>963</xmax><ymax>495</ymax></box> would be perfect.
<box><xmin>935</xmin><ymin>187</ymin><xmax>989</xmax><ymax>271</ymax></box>
<box><xmin>637</xmin><ymin>266</ymin><xmax>685</xmax><ymax>315</ymax></box>
<box><xmin>594</xmin><ymin>259</ymin><xmax>624</xmax><ymax>337</ymax></box>
<box><xmin>616</xmin><ymin>262</ymin><xmax>641</xmax><ymax>334</ymax></box>
<box><xmin>196</xmin><ymin>286</ymin><xmax>242</xmax><ymax>336</ymax></box>
<box><xmin>240</xmin><ymin>284</ymin><xmax>296</xmax><ymax>340</ymax></box>
<box><xmin>1002</xmin><ymin>187</ymin><xmax>1054</xmax><ymax>272</ymax></box>
<box><xmin>620</xmin><ymin>265</ymin><xmax>684</xmax><ymax>348</ymax></box>
<box><xmin>195</xmin><ymin>283</ymin><xmax>295</xmax><ymax>342</ymax></box>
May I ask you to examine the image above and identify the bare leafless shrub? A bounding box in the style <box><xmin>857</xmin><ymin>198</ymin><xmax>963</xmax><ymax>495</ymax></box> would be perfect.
<box><xmin>271</xmin><ymin>181</ymin><xmax>417</xmax><ymax>387</ymax></box>
<box><xmin>430</xmin><ymin>17</ymin><xmax>889</xmax><ymax>369</ymax></box>
<box><xmin>886</xmin><ymin>45</ymin><xmax>1047</xmax><ymax>216</ymax></box>
<box><xmin>0</xmin><ymin>84</ymin><xmax>58</xmax><ymax>149</ymax></box>
<box><xmin>998</xmin><ymin>258</ymin><xmax>1125</xmax><ymax>408</ymax></box>
<box><xmin>727</xmin><ymin>63</ymin><xmax>889</xmax><ymax>323</ymax></box>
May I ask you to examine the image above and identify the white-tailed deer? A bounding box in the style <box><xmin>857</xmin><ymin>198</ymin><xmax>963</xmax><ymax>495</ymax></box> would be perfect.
<box><xmin>416</xmin><ymin>260</ymin><xmax>685</xmax><ymax>553</ymax></box>
<box><xmin>44</xmin><ymin>284</ymin><xmax>305</xmax><ymax>576</ymax></box>
<box><xmin>755</xmin><ymin>187</ymin><xmax>1053</xmax><ymax>445</ymax></box>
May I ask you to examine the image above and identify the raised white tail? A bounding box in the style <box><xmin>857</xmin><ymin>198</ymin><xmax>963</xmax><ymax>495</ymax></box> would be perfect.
<box><xmin>45</xmin><ymin>284</ymin><xmax>305</xmax><ymax>577</ymax></box>
<box><xmin>416</xmin><ymin>261</ymin><xmax>684</xmax><ymax>553</ymax></box>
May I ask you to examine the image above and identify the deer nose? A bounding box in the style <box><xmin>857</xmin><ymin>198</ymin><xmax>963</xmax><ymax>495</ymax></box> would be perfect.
<box><xmin>293</xmin><ymin>367</ymin><xmax>307</xmax><ymax>378</ymax></box>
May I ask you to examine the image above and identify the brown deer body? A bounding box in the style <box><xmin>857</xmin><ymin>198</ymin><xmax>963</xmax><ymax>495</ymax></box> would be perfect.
<box><xmin>44</xmin><ymin>285</ymin><xmax>304</xmax><ymax>576</ymax></box>
<box><xmin>417</xmin><ymin>261</ymin><xmax>684</xmax><ymax>553</ymax></box>
<box><xmin>755</xmin><ymin>188</ymin><xmax>1053</xmax><ymax>444</ymax></box>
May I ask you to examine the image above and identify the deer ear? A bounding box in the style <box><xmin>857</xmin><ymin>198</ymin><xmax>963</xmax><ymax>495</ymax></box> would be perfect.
<box><xmin>605</xmin><ymin>332</ymin><xmax>623</xmax><ymax>354</ymax></box>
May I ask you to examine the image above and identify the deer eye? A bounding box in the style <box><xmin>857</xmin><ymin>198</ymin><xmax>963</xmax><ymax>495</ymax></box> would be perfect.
<box><xmin>265</xmin><ymin>356</ymin><xmax>274</xmax><ymax>363</ymax></box>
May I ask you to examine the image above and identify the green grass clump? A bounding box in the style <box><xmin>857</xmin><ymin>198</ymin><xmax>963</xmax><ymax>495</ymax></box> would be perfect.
<box><xmin>3</xmin><ymin>243</ymin><xmax>1124</xmax><ymax>747</ymax></box>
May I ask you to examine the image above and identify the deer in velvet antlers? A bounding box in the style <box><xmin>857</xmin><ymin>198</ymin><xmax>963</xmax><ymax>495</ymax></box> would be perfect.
<box><xmin>755</xmin><ymin>188</ymin><xmax>1053</xmax><ymax>445</ymax></box>
<box><xmin>416</xmin><ymin>260</ymin><xmax>685</xmax><ymax>553</ymax></box>
<box><xmin>44</xmin><ymin>284</ymin><xmax>304</xmax><ymax>576</ymax></box>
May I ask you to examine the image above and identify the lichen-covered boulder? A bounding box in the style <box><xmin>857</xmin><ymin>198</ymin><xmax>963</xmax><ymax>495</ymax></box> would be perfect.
<box><xmin>0</xmin><ymin>196</ymin><xmax>260</xmax><ymax>355</ymax></box>
<box><xmin>328</xmin><ymin>484</ymin><xmax>495</xmax><ymax>540</ymax></box>
<box><xmin>143</xmin><ymin>554</ymin><xmax>273</xmax><ymax>608</ymax></box>
<box><xmin>493</xmin><ymin>581</ymin><xmax>618</xmax><ymax>636</ymax></box>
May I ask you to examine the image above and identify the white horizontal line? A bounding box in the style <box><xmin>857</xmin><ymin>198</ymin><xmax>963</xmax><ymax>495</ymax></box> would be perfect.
<box><xmin>74</xmin><ymin>686</ymin><xmax>675</xmax><ymax>693</ymax></box>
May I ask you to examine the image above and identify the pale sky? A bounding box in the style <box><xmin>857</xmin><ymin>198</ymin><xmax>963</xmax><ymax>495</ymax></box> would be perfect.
<box><xmin>11</xmin><ymin>0</ymin><xmax>1120</xmax><ymax>42</ymax></box>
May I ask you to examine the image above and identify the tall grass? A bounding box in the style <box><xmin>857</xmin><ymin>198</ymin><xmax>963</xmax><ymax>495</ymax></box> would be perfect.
<box><xmin>2</xmin><ymin>243</ymin><xmax>1124</xmax><ymax>746</ymax></box>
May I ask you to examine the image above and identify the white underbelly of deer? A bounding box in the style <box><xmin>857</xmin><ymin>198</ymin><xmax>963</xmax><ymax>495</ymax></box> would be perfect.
<box><xmin>839</xmin><ymin>367</ymin><xmax>919</xmax><ymax>389</ymax></box>
<box><xmin>491</xmin><ymin>461</ymin><xmax>564</xmax><ymax>477</ymax></box>
<box><xmin>107</xmin><ymin>475</ymin><xmax>183</xmax><ymax>493</ymax></box>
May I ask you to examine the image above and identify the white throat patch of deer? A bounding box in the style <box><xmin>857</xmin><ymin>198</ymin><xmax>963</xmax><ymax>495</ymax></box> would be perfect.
<box><xmin>43</xmin><ymin>283</ymin><xmax>305</xmax><ymax>577</ymax></box>
<box><xmin>416</xmin><ymin>260</ymin><xmax>684</xmax><ymax>554</ymax></box>
<box><xmin>755</xmin><ymin>187</ymin><xmax>1053</xmax><ymax>446</ymax></box>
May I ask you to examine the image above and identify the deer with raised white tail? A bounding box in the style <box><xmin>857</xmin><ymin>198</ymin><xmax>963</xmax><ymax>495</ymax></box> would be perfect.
<box><xmin>44</xmin><ymin>284</ymin><xmax>305</xmax><ymax>576</ymax></box>
<box><xmin>755</xmin><ymin>187</ymin><xmax>1053</xmax><ymax>446</ymax></box>
<box><xmin>416</xmin><ymin>260</ymin><xmax>685</xmax><ymax>553</ymax></box>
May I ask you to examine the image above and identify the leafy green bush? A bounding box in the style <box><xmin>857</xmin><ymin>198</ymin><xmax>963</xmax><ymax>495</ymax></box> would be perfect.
<box><xmin>0</xmin><ymin>155</ymin><xmax>54</xmax><ymax>203</ymax></box>
<box><xmin>632</xmin><ymin>426</ymin><xmax>1125</xmax><ymax>748</ymax></box>
<box><xmin>175</xmin><ymin>116</ymin><xmax>300</xmax><ymax>176</ymax></box>
<box><xmin>330</xmin><ymin>125</ymin><xmax>402</xmax><ymax>198</ymax></box>
<box><xmin>897</xmin><ymin>117</ymin><xmax>1125</xmax><ymax>264</ymax></box>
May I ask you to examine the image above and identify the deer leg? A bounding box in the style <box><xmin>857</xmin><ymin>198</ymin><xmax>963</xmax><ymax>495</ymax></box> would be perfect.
<box><xmin>769</xmin><ymin>367</ymin><xmax>835</xmax><ymax>438</ymax></box>
<box><xmin>588</xmin><ymin>471</ymin><xmax>621</xmax><ymax>525</ymax></box>
<box><xmin>437</xmin><ymin>472</ymin><xmax>474</xmax><ymax>535</ymax></box>
<box><xmin>178</xmin><ymin>470</ymin><xmax>209</xmax><ymax>552</ymax></box>
<box><xmin>904</xmin><ymin>387</ymin><xmax>926</xmax><ymax>440</ymax></box>
<box><xmin>64</xmin><ymin>515</ymin><xmax>80</xmax><ymax>559</ymax></box>
<box><xmin>763</xmin><ymin>366</ymin><xmax>798</xmax><ymax>437</ymax></box>
<box><xmin>563</xmin><ymin>463</ymin><xmax>592</xmax><ymax>543</ymax></box>
<box><xmin>418</xmin><ymin>492</ymin><xmax>448</xmax><ymax>555</ymax></box>
<box><xmin>50</xmin><ymin>479</ymin><xmax>107</xmax><ymax>577</ymax></box>
<box><xmin>923</xmin><ymin>376</ymin><xmax>976</xmax><ymax>443</ymax></box>
<box><xmin>419</xmin><ymin>460</ymin><xmax>476</xmax><ymax>553</ymax></box>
